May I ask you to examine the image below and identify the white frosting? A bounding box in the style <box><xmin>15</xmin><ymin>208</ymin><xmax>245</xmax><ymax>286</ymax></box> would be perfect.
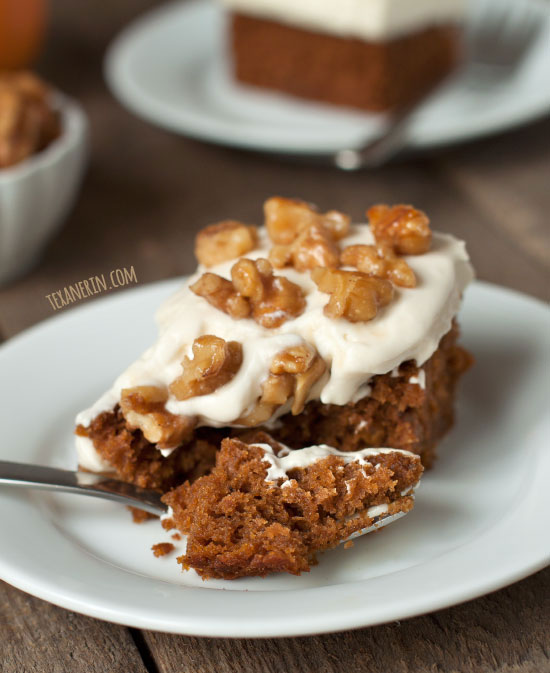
<box><xmin>408</xmin><ymin>369</ymin><xmax>426</xmax><ymax>389</ymax></box>
<box><xmin>222</xmin><ymin>0</ymin><xmax>467</xmax><ymax>41</ymax></box>
<box><xmin>76</xmin><ymin>224</ymin><xmax>472</xmax><ymax>468</ymax></box>
<box><xmin>258</xmin><ymin>443</ymin><xmax>418</xmax><ymax>487</ymax></box>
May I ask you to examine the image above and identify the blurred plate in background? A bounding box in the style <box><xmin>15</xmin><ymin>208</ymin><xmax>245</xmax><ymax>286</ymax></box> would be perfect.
<box><xmin>105</xmin><ymin>0</ymin><xmax>550</xmax><ymax>156</ymax></box>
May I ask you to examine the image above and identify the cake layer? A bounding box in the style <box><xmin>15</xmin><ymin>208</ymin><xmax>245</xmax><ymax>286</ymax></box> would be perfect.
<box><xmin>161</xmin><ymin>438</ymin><xmax>423</xmax><ymax>579</ymax></box>
<box><xmin>221</xmin><ymin>0</ymin><xmax>466</xmax><ymax>41</ymax></box>
<box><xmin>231</xmin><ymin>14</ymin><xmax>462</xmax><ymax>112</ymax></box>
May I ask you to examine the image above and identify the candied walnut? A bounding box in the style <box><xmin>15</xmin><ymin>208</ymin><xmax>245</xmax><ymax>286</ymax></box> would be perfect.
<box><xmin>169</xmin><ymin>336</ymin><xmax>243</xmax><ymax>401</ymax></box>
<box><xmin>192</xmin><ymin>259</ymin><xmax>305</xmax><ymax>328</ymax></box>
<box><xmin>367</xmin><ymin>204</ymin><xmax>431</xmax><ymax>255</ymax></box>
<box><xmin>120</xmin><ymin>386</ymin><xmax>196</xmax><ymax>448</ymax></box>
<box><xmin>264</xmin><ymin>197</ymin><xmax>350</xmax><ymax>245</ymax></box>
<box><xmin>231</xmin><ymin>258</ymin><xmax>306</xmax><ymax>328</ymax></box>
<box><xmin>0</xmin><ymin>71</ymin><xmax>60</xmax><ymax>169</ymax></box>
<box><xmin>237</xmin><ymin>345</ymin><xmax>326</xmax><ymax>425</ymax></box>
<box><xmin>341</xmin><ymin>244</ymin><xmax>416</xmax><ymax>288</ymax></box>
<box><xmin>312</xmin><ymin>268</ymin><xmax>394</xmax><ymax>323</ymax></box>
<box><xmin>269</xmin><ymin>223</ymin><xmax>340</xmax><ymax>272</ymax></box>
<box><xmin>189</xmin><ymin>273</ymin><xmax>250</xmax><ymax>319</ymax></box>
<box><xmin>195</xmin><ymin>220</ymin><xmax>257</xmax><ymax>267</ymax></box>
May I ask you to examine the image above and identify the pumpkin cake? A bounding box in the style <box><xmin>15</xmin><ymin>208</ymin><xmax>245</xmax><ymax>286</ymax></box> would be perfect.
<box><xmin>222</xmin><ymin>0</ymin><xmax>466</xmax><ymax>112</ymax></box>
<box><xmin>161</xmin><ymin>438</ymin><xmax>423</xmax><ymax>579</ymax></box>
<box><xmin>75</xmin><ymin>198</ymin><xmax>474</xmax><ymax>492</ymax></box>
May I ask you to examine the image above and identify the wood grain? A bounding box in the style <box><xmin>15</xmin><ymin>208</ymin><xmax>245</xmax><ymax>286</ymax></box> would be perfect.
<box><xmin>143</xmin><ymin>568</ymin><xmax>550</xmax><ymax>673</ymax></box>
<box><xmin>0</xmin><ymin>1</ymin><xmax>548</xmax><ymax>671</ymax></box>
<box><xmin>0</xmin><ymin>581</ymin><xmax>148</xmax><ymax>673</ymax></box>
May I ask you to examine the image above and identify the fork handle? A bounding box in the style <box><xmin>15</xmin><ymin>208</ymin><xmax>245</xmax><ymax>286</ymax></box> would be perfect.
<box><xmin>0</xmin><ymin>460</ymin><xmax>166</xmax><ymax>515</ymax></box>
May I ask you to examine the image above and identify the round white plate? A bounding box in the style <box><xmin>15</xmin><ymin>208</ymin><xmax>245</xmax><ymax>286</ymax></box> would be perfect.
<box><xmin>0</xmin><ymin>281</ymin><xmax>548</xmax><ymax>637</ymax></box>
<box><xmin>105</xmin><ymin>0</ymin><xmax>550</xmax><ymax>156</ymax></box>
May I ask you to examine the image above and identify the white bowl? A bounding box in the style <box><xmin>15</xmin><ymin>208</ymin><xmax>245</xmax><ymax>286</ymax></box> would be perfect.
<box><xmin>0</xmin><ymin>94</ymin><xmax>89</xmax><ymax>286</ymax></box>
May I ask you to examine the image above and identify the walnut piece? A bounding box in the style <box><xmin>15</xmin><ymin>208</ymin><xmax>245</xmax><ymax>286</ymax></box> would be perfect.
<box><xmin>0</xmin><ymin>71</ymin><xmax>60</xmax><ymax>169</ymax></box>
<box><xmin>189</xmin><ymin>273</ymin><xmax>250</xmax><ymax>319</ymax></box>
<box><xmin>120</xmin><ymin>386</ymin><xmax>196</xmax><ymax>448</ymax></box>
<box><xmin>367</xmin><ymin>204</ymin><xmax>431</xmax><ymax>255</ymax></box>
<box><xmin>236</xmin><ymin>345</ymin><xmax>326</xmax><ymax>425</ymax></box>
<box><xmin>195</xmin><ymin>220</ymin><xmax>257</xmax><ymax>267</ymax></box>
<box><xmin>264</xmin><ymin>197</ymin><xmax>350</xmax><ymax>245</ymax></box>
<box><xmin>169</xmin><ymin>335</ymin><xmax>243</xmax><ymax>401</ymax></box>
<box><xmin>311</xmin><ymin>267</ymin><xmax>394</xmax><ymax>323</ymax></box>
<box><xmin>192</xmin><ymin>258</ymin><xmax>305</xmax><ymax>328</ymax></box>
<box><xmin>341</xmin><ymin>244</ymin><xmax>416</xmax><ymax>288</ymax></box>
<box><xmin>269</xmin><ymin>222</ymin><xmax>340</xmax><ymax>272</ymax></box>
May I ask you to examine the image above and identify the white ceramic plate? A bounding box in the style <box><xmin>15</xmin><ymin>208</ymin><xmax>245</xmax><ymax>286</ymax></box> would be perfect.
<box><xmin>104</xmin><ymin>0</ymin><xmax>550</xmax><ymax>156</ymax></box>
<box><xmin>0</xmin><ymin>280</ymin><xmax>548</xmax><ymax>637</ymax></box>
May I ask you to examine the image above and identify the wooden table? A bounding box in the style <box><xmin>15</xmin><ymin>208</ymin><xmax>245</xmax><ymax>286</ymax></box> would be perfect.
<box><xmin>1</xmin><ymin>1</ymin><xmax>549</xmax><ymax>671</ymax></box>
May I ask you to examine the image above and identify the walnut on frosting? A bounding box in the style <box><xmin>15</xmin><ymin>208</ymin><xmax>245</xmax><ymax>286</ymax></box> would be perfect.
<box><xmin>236</xmin><ymin>344</ymin><xmax>326</xmax><ymax>425</ymax></box>
<box><xmin>195</xmin><ymin>220</ymin><xmax>257</xmax><ymax>267</ymax></box>
<box><xmin>191</xmin><ymin>258</ymin><xmax>306</xmax><ymax>328</ymax></box>
<box><xmin>264</xmin><ymin>197</ymin><xmax>350</xmax><ymax>245</ymax></box>
<box><xmin>120</xmin><ymin>386</ymin><xmax>196</xmax><ymax>449</ymax></box>
<box><xmin>367</xmin><ymin>204</ymin><xmax>431</xmax><ymax>255</ymax></box>
<box><xmin>169</xmin><ymin>335</ymin><xmax>243</xmax><ymax>401</ymax></box>
<box><xmin>265</xmin><ymin>197</ymin><xmax>349</xmax><ymax>272</ymax></box>
<box><xmin>311</xmin><ymin>267</ymin><xmax>394</xmax><ymax>323</ymax></box>
<box><xmin>341</xmin><ymin>244</ymin><xmax>416</xmax><ymax>288</ymax></box>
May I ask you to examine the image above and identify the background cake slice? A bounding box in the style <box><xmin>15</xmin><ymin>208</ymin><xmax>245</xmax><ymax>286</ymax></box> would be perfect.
<box><xmin>222</xmin><ymin>0</ymin><xmax>467</xmax><ymax>111</ymax></box>
<box><xmin>161</xmin><ymin>438</ymin><xmax>423</xmax><ymax>579</ymax></box>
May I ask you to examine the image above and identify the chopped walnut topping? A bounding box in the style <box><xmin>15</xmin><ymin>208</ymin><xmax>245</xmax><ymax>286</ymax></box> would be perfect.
<box><xmin>341</xmin><ymin>244</ymin><xmax>416</xmax><ymax>288</ymax></box>
<box><xmin>264</xmin><ymin>197</ymin><xmax>350</xmax><ymax>245</ymax></box>
<box><xmin>195</xmin><ymin>220</ymin><xmax>257</xmax><ymax>267</ymax></box>
<box><xmin>311</xmin><ymin>268</ymin><xmax>394</xmax><ymax>323</ymax></box>
<box><xmin>0</xmin><ymin>71</ymin><xmax>60</xmax><ymax>169</ymax></box>
<box><xmin>269</xmin><ymin>223</ymin><xmax>340</xmax><ymax>272</ymax></box>
<box><xmin>232</xmin><ymin>258</ymin><xmax>306</xmax><ymax>328</ymax></box>
<box><xmin>236</xmin><ymin>345</ymin><xmax>326</xmax><ymax>425</ymax></box>
<box><xmin>120</xmin><ymin>386</ymin><xmax>196</xmax><ymax>448</ymax></box>
<box><xmin>169</xmin><ymin>336</ymin><xmax>243</xmax><ymax>401</ymax></box>
<box><xmin>189</xmin><ymin>273</ymin><xmax>250</xmax><ymax>319</ymax></box>
<box><xmin>192</xmin><ymin>258</ymin><xmax>305</xmax><ymax>328</ymax></box>
<box><xmin>367</xmin><ymin>204</ymin><xmax>431</xmax><ymax>255</ymax></box>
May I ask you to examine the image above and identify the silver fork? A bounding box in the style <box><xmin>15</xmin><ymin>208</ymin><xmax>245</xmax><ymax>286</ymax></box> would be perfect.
<box><xmin>0</xmin><ymin>460</ymin><xmax>409</xmax><ymax>539</ymax></box>
<box><xmin>333</xmin><ymin>0</ymin><xmax>544</xmax><ymax>170</ymax></box>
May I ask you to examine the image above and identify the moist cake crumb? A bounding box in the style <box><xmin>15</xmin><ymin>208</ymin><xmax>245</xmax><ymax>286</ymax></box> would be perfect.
<box><xmin>162</xmin><ymin>438</ymin><xmax>422</xmax><ymax>579</ymax></box>
<box><xmin>152</xmin><ymin>542</ymin><xmax>175</xmax><ymax>557</ymax></box>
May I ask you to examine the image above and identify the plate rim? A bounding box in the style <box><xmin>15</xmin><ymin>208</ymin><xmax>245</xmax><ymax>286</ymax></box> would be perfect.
<box><xmin>0</xmin><ymin>280</ymin><xmax>549</xmax><ymax>637</ymax></box>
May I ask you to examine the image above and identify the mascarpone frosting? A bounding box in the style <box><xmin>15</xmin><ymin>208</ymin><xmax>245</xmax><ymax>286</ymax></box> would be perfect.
<box><xmin>222</xmin><ymin>0</ymin><xmax>467</xmax><ymax>41</ymax></box>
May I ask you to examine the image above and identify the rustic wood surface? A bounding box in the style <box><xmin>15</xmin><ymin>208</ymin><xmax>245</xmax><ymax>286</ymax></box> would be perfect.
<box><xmin>0</xmin><ymin>1</ymin><xmax>549</xmax><ymax>671</ymax></box>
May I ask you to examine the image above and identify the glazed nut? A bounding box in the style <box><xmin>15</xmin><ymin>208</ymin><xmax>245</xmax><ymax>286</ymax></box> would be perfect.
<box><xmin>0</xmin><ymin>70</ymin><xmax>60</xmax><ymax>169</ymax></box>
<box><xmin>311</xmin><ymin>267</ymin><xmax>394</xmax><ymax>323</ymax></box>
<box><xmin>269</xmin><ymin>223</ymin><xmax>340</xmax><ymax>272</ymax></box>
<box><xmin>270</xmin><ymin>344</ymin><xmax>316</xmax><ymax>375</ymax></box>
<box><xmin>264</xmin><ymin>197</ymin><xmax>350</xmax><ymax>245</ymax></box>
<box><xmin>367</xmin><ymin>204</ymin><xmax>431</xmax><ymax>255</ymax></box>
<box><xmin>169</xmin><ymin>335</ymin><xmax>243</xmax><ymax>400</ymax></box>
<box><xmin>341</xmin><ymin>244</ymin><xmax>416</xmax><ymax>288</ymax></box>
<box><xmin>236</xmin><ymin>346</ymin><xmax>326</xmax><ymax>425</ymax></box>
<box><xmin>190</xmin><ymin>273</ymin><xmax>250</xmax><ymax>319</ymax></box>
<box><xmin>120</xmin><ymin>386</ymin><xmax>196</xmax><ymax>448</ymax></box>
<box><xmin>195</xmin><ymin>220</ymin><xmax>257</xmax><ymax>267</ymax></box>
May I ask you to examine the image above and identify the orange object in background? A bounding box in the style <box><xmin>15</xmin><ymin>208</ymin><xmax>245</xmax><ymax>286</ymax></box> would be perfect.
<box><xmin>0</xmin><ymin>0</ymin><xmax>47</xmax><ymax>69</ymax></box>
